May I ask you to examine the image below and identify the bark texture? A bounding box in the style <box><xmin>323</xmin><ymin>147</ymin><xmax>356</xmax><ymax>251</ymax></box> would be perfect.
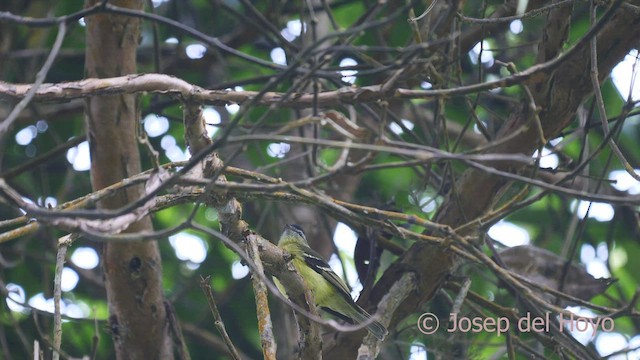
<box><xmin>84</xmin><ymin>0</ymin><xmax>172</xmax><ymax>358</ymax></box>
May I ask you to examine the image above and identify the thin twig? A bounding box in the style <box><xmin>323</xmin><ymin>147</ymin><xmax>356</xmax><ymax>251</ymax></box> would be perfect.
<box><xmin>53</xmin><ymin>233</ymin><xmax>76</xmax><ymax>360</ymax></box>
<box><xmin>90</xmin><ymin>308</ymin><xmax>99</xmax><ymax>360</ymax></box>
<box><xmin>199</xmin><ymin>276</ymin><xmax>242</xmax><ymax>360</ymax></box>
<box><xmin>0</xmin><ymin>22</ymin><xmax>66</xmax><ymax>139</ymax></box>
<box><xmin>588</xmin><ymin>0</ymin><xmax>640</xmax><ymax>182</ymax></box>
<box><xmin>458</xmin><ymin>0</ymin><xmax>576</xmax><ymax>23</ymax></box>
<box><xmin>0</xmin><ymin>135</ymin><xmax>86</xmax><ymax>179</ymax></box>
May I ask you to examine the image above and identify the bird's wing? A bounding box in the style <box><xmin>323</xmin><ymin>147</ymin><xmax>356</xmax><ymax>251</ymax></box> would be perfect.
<box><xmin>300</xmin><ymin>245</ymin><xmax>354</xmax><ymax>303</ymax></box>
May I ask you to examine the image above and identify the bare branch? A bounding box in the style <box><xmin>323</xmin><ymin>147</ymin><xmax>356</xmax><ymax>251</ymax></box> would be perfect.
<box><xmin>0</xmin><ymin>22</ymin><xmax>66</xmax><ymax>140</ymax></box>
<box><xmin>199</xmin><ymin>276</ymin><xmax>242</xmax><ymax>360</ymax></box>
<box><xmin>246</xmin><ymin>234</ymin><xmax>277</xmax><ymax>360</ymax></box>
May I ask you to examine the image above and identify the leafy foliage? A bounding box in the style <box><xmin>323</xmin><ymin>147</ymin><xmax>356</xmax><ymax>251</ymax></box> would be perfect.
<box><xmin>1</xmin><ymin>0</ymin><xmax>639</xmax><ymax>359</ymax></box>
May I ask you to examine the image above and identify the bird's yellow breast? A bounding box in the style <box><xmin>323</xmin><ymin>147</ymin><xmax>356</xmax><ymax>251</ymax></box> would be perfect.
<box><xmin>292</xmin><ymin>257</ymin><xmax>351</xmax><ymax>312</ymax></box>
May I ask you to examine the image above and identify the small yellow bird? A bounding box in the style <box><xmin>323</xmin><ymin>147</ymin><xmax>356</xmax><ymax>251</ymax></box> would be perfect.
<box><xmin>277</xmin><ymin>224</ymin><xmax>388</xmax><ymax>340</ymax></box>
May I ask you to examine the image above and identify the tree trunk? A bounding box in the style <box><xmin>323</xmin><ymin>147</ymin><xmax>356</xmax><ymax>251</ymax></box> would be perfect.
<box><xmin>84</xmin><ymin>0</ymin><xmax>172</xmax><ymax>358</ymax></box>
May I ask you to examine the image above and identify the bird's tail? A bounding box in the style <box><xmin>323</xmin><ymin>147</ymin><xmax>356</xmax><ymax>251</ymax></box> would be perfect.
<box><xmin>345</xmin><ymin>304</ymin><xmax>388</xmax><ymax>341</ymax></box>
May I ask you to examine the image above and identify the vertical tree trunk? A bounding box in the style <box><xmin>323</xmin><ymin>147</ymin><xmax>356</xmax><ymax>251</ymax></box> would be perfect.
<box><xmin>84</xmin><ymin>1</ymin><xmax>172</xmax><ymax>358</ymax></box>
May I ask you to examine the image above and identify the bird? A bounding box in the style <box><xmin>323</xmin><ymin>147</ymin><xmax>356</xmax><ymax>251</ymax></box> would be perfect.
<box><xmin>276</xmin><ymin>223</ymin><xmax>388</xmax><ymax>340</ymax></box>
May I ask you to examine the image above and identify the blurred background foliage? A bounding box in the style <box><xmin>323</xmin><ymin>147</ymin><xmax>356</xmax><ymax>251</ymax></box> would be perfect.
<box><xmin>1</xmin><ymin>0</ymin><xmax>639</xmax><ymax>359</ymax></box>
